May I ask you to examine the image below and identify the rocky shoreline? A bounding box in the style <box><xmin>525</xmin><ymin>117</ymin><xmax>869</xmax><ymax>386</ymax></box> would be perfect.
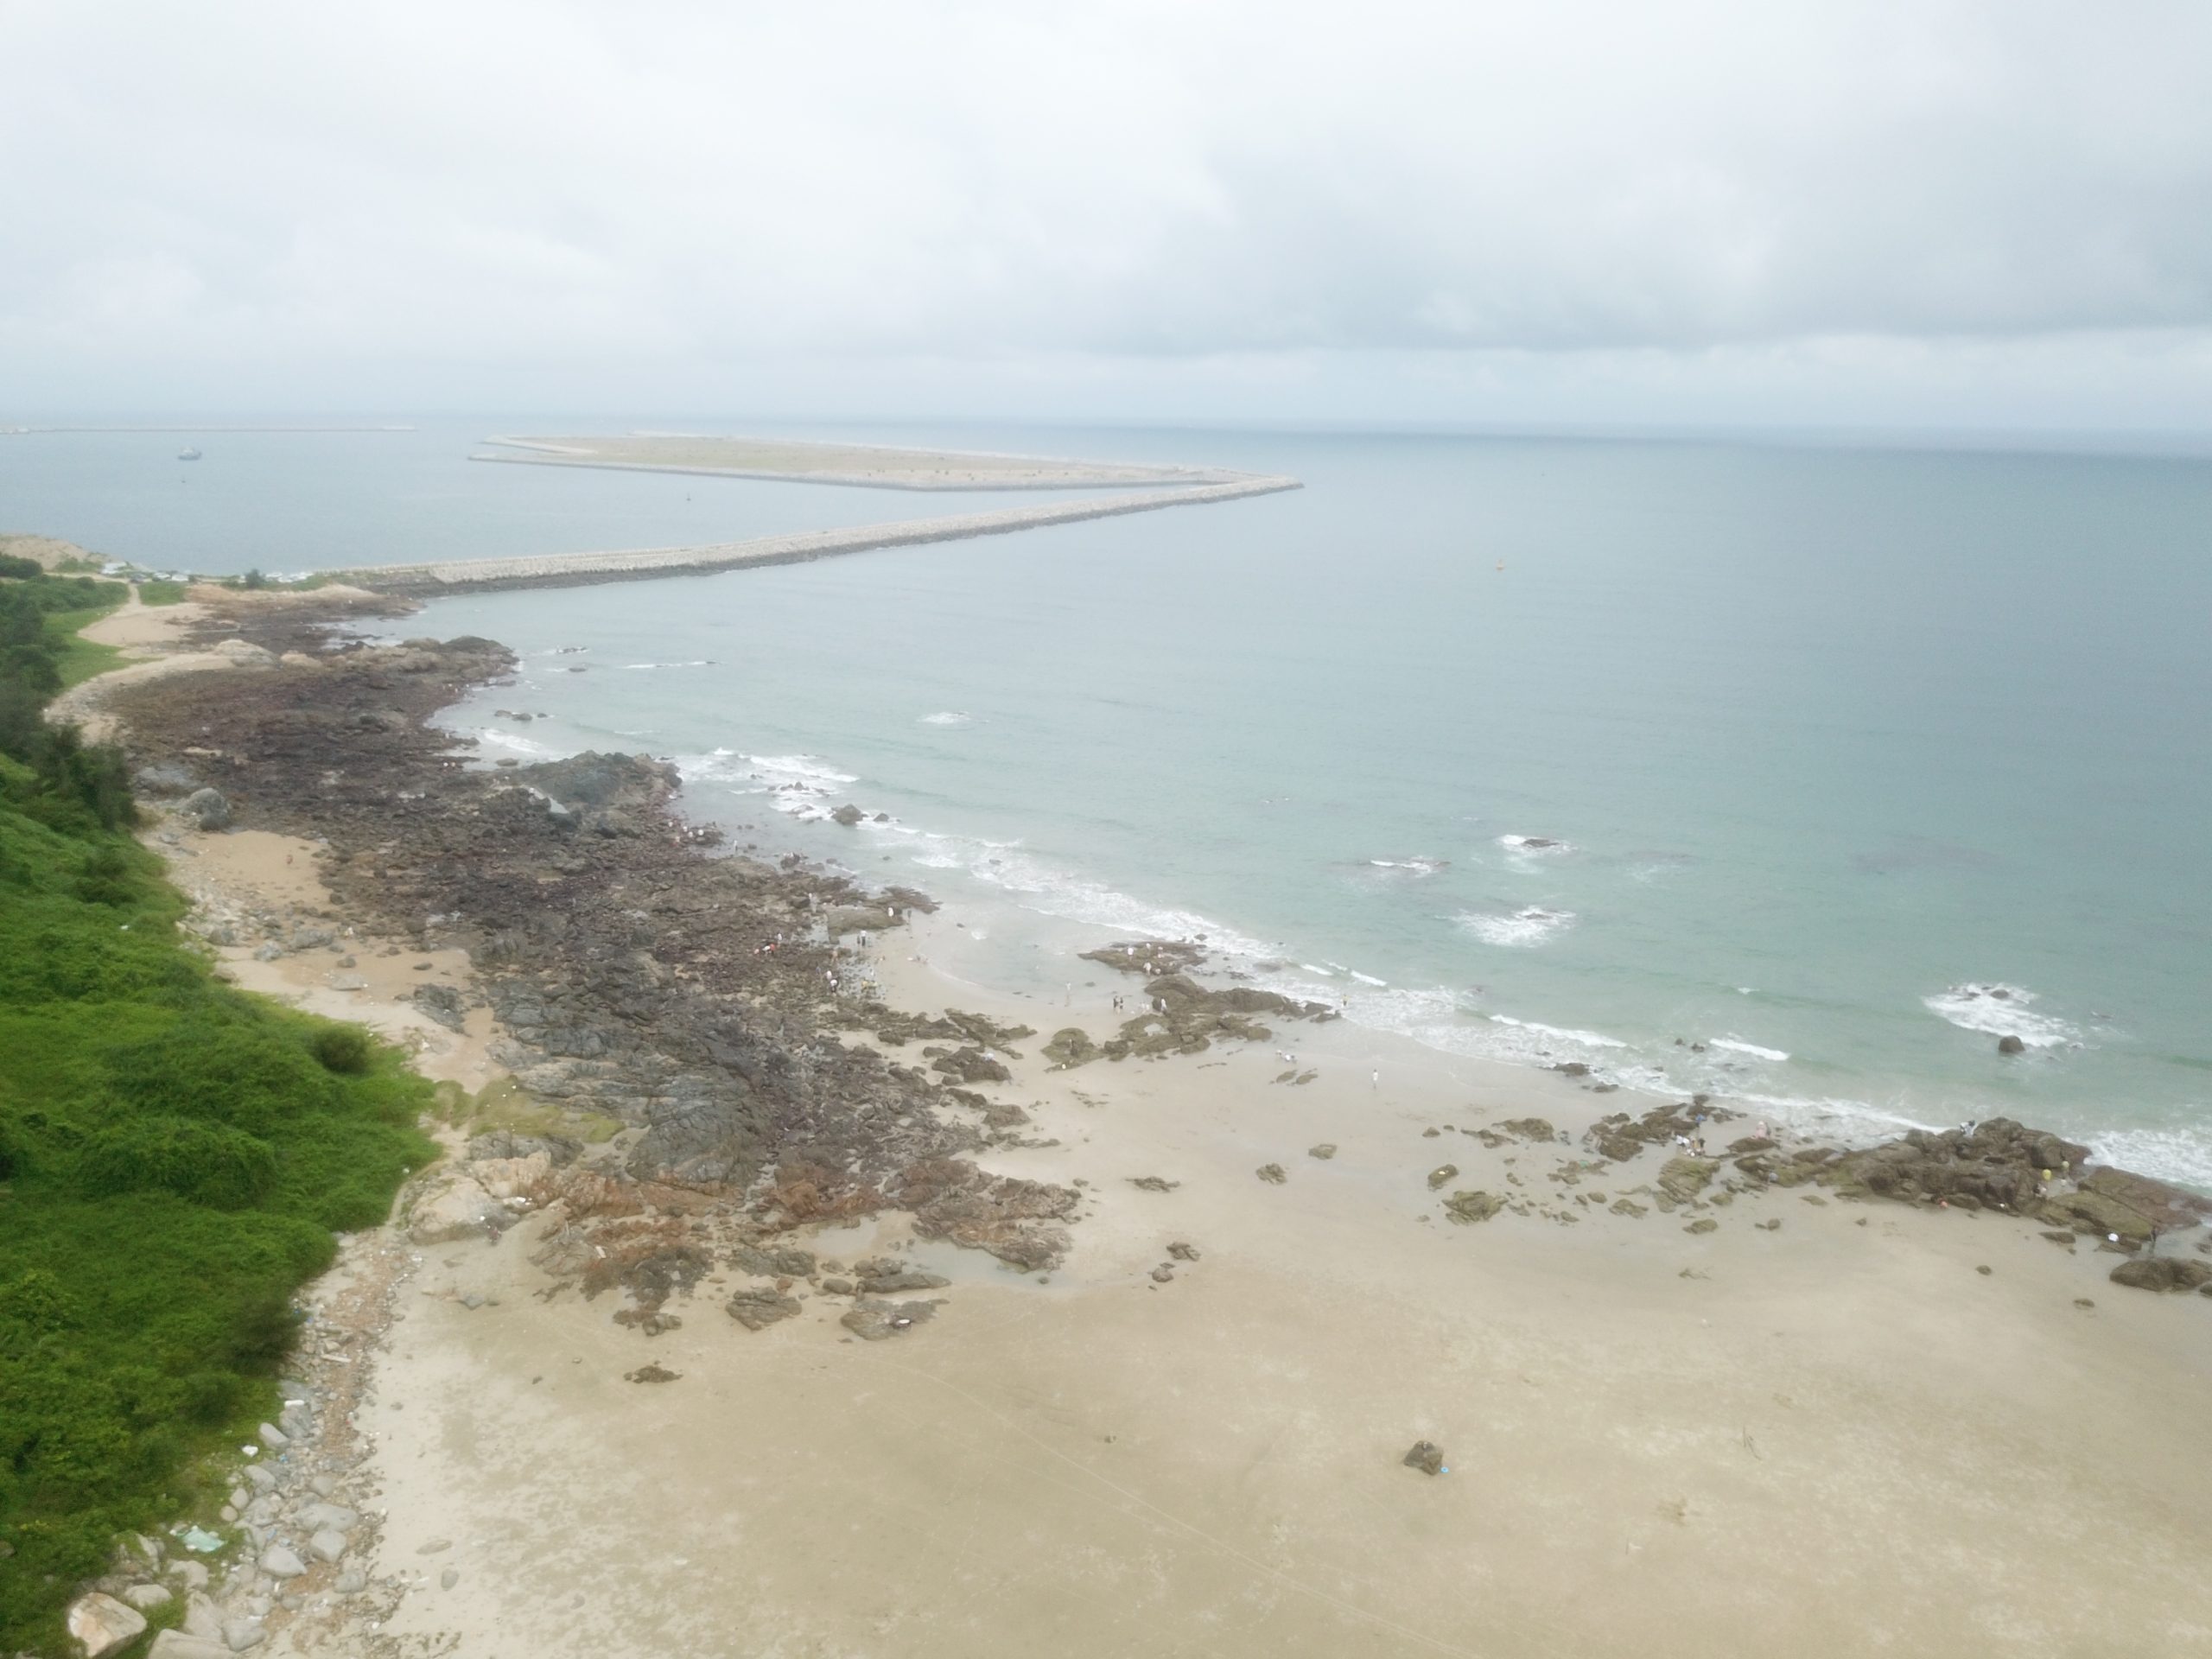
<box><xmin>49</xmin><ymin>587</ymin><xmax>2212</xmax><ymax>1656</ymax></box>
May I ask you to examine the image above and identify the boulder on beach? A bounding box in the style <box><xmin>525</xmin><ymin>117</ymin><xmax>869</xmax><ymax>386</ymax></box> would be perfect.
<box><xmin>67</xmin><ymin>1592</ymin><xmax>146</xmax><ymax>1658</ymax></box>
<box><xmin>1997</xmin><ymin>1034</ymin><xmax>2026</xmax><ymax>1055</ymax></box>
<box><xmin>177</xmin><ymin>786</ymin><xmax>232</xmax><ymax>830</ymax></box>
<box><xmin>831</xmin><ymin>804</ymin><xmax>864</xmax><ymax>826</ymax></box>
<box><xmin>2108</xmin><ymin>1256</ymin><xmax>2212</xmax><ymax>1294</ymax></box>
<box><xmin>407</xmin><ymin>1174</ymin><xmax>510</xmax><ymax>1243</ymax></box>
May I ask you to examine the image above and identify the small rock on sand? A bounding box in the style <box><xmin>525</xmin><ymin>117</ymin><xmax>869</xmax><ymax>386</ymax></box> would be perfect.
<box><xmin>1307</xmin><ymin>1143</ymin><xmax>1337</xmax><ymax>1160</ymax></box>
<box><xmin>1255</xmin><ymin>1163</ymin><xmax>1287</xmax><ymax>1184</ymax></box>
<box><xmin>1402</xmin><ymin>1440</ymin><xmax>1446</xmax><ymax>1476</ymax></box>
<box><xmin>1427</xmin><ymin>1164</ymin><xmax>1459</xmax><ymax>1189</ymax></box>
<box><xmin>841</xmin><ymin>1298</ymin><xmax>941</xmax><ymax>1341</ymax></box>
<box><xmin>1442</xmin><ymin>1191</ymin><xmax>1503</xmax><ymax>1224</ymax></box>
<box><xmin>1166</xmin><ymin>1241</ymin><xmax>1200</xmax><ymax>1261</ymax></box>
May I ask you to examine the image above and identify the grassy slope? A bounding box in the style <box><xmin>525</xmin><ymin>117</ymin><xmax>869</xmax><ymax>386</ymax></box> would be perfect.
<box><xmin>0</xmin><ymin>595</ymin><xmax>436</xmax><ymax>1652</ymax></box>
<box><xmin>49</xmin><ymin>599</ymin><xmax>129</xmax><ymax>689</ymax></box>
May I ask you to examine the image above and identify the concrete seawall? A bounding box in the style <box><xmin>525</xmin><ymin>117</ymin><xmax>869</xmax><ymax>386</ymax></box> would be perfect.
<box><xmin>348</xmin><ymin>475</ymin><xmax>1300</xmax><ymax>595</ymax></box>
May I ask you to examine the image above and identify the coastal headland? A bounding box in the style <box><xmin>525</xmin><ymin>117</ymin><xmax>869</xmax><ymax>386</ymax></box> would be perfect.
<box><xmin>41</xmin><ymin>580</ymin><xmax>2212</xmax><ymax>1657</ymax></box>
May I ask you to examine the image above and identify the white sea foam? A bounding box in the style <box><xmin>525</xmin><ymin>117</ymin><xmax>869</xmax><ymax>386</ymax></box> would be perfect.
<box><xmin>919</xmin><ymin>711</ymin><xmax>974</xmax><ymax>726</ymax></box>
<box><xmin>1711</xmin><ymin>1037</ymin><xmax>1790</xmax><ymax>1063</ymax></box>
<box><xmin>1456</xmin><ymin>906</ymin><xmax>1576</xmax><ymax>947</ymax></box>
<box><xmin>1923</xmin><ymin>982</ymin><xmax>2082</xmax><ymax>1049</ymax></box>
<box><xmin>671</xmin><ymin>748</ymin><xmax>861</xmax><ymax>823</ymax></box>
<box><xmin>1369</xmin><ymin>856</ymin><xmax>1447</xmax><ymax>876</ymax></box>
<box><xmin>1300</xmin><ymin>963</ymin><xmax>1337</xmax><ymax>977</ymax></box>
<box><xmin>1350</xmin><ymin>970</ymin><xmax>1389</xmax><ymax>987</ymax></box>
<box><xmin>1497</xmin><ymin>833</ymin><xmax>1573</xmax><ymax>858</ymax></box>
<box><xmin>1489</xmin><ymin>1014</ymin><xmax>1629</xmax><ymax>1049</ymax></box>
<box><xmin>2085</xmin><ymin>1125</ymin><xmax>2212</xmax><ymax>1195</ymax></box>
<box><xmin>476</xmin><ymin>727</ymin><xmax>559</xmax><ymax>757</ymax></box>
<box><xmin>621</xmin><ymin>659</ymin><xmax>713</xmax><ymax>671</ymax></box>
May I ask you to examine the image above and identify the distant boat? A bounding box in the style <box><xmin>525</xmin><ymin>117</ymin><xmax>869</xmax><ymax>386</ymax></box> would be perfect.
<box><xmin>178</xmin><ymin>447</ymin><xmax>202</xmax><ymax>461</ymax></box>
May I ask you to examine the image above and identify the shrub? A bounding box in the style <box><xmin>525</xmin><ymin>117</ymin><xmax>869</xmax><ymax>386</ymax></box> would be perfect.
<box><xmin>309</xmin><ymin>1025</ymin><xmax>375</xmax><ymax>1075</ymax></box>
<box><xmin>76</xmin><ymin>1117</ymin><xmax>278</xmax><ymax>1209</ymax></box>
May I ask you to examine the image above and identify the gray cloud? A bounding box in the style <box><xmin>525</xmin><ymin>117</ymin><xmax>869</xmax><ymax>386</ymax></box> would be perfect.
<box><xmin>3</xmin><ymin>0</ymin><xmax>2209</xmax><ymax>422</ymax></box>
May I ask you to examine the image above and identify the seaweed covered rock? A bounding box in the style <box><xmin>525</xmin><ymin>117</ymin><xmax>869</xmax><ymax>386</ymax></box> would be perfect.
<box><xmin>2108</xmin><ymin>1256</ymin><xmax>2212</xmax><ymax>1294</ymax></box>
<box><xmin>1079</xmin><ymin>938</ymin><xmax>1210</xmax><ymax>977</ymax></box>
<box><xmin>1043</xmin><ymin>1027</ymin><xmax>1101</xmax><ymax>1068</ymax></box>
<box><xmin>725</xmin><ymin>1287</ymin><xmax>802</xmax><ymax>1330</ymax></box>
<box><xmin>1442</xmin><ymin>1190</ymin><xmax>1504</xmax><ymax>1224</ymax></box>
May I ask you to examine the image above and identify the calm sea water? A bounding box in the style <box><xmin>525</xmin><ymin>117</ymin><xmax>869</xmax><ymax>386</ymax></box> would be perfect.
<box><xmin>10</xmin><ymin>420</ymin><xmax>2210</xmax><ymax>1186</ymax></box>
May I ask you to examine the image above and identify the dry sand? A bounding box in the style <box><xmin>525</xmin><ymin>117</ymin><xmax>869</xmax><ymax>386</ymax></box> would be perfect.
<box><xmin>188</xmin><ymin>883</ymin><xmax>2207</xmax><ymax>1658</ymax></box>
<box><xmin>477</xmin><ymin>434</ymin><xmax>1246</xmax><ymax>490</ymax></box>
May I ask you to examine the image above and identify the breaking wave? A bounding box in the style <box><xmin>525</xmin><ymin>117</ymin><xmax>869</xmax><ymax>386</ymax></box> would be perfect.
<box><xmin>1923</xmin><ymin>982</ymin><xmax>2082</xmax><ymax>1050</ymax></box>
<box><xmin>1710</xmin><ymin>1037</ymin><xmax>1790</xmax><ymax>1063</ymax></box>
<box><xmin>1456</xmin><ymin>906</ymin><xmax>1576</xmax><ymax>947</ymax></box>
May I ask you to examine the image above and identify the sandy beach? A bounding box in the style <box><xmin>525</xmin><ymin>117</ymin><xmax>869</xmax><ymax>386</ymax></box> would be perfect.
<box><xmin>474</xmin><ymin>434</ymin><xmax>1251</xmax><ymax>491</ymax></box>
<box><xmin>59</xmin><ymin>597</ymin><xmax>2212</xmax><ymax>1657</ymax></box>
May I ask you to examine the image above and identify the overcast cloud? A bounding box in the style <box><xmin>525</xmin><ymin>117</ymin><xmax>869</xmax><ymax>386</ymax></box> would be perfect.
<box><xmin>3</xmin><ymin>0</ymin><xmax>2209</xmax><ymax>426</ymax></box>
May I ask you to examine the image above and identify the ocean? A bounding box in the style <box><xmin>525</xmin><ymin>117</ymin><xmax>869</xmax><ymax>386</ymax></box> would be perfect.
<box><xmin>10</xmin><ymin>419</ymin><xmax>2210</xmax><ymax>1186</ymax></box>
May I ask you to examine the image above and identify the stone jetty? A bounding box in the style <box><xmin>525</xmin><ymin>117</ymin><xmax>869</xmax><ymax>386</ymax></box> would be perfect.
<box><xmin>348</xmin><ymin>475</ymin><xmax>1300</xmax><ymax>595</ymax></box>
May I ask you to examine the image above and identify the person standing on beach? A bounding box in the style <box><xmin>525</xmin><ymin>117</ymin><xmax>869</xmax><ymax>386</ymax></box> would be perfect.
<box><xmin>1371</xmin><ymin>1068</ymin><xmax>1379</xmax><ymax>1090</ymax></box>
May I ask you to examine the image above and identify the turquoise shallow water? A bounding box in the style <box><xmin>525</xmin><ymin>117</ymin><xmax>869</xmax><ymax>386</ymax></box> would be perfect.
<box><xmin>12</xmin><ymin>421</ymin><xmax>2210</xmax><ymax>1185</ymax></box>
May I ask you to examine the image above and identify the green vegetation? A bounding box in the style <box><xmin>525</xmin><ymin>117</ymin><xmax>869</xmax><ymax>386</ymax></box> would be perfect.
<box><xmin>137</xmin><ymin>581</ymin><xmax>190</xmax><ymax>607</ymax></box>
<box><xmin>0</xmin><ymin>569</ymin><xmax>436</xmax><ymax>1651</ymax></box>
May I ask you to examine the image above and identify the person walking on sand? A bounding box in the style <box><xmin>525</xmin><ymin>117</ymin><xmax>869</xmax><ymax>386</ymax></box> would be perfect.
<box><xmin>1371</xmin><ymin>1068</ymin><xmax>1379</xmax><ymax>1090</ymax></box>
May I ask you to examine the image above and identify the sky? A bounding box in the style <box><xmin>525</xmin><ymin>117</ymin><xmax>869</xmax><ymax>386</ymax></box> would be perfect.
<box><xmin>3</xmin><ymin>0</ymin><xmax>2209</xmax><ymax>430</ymax></box>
